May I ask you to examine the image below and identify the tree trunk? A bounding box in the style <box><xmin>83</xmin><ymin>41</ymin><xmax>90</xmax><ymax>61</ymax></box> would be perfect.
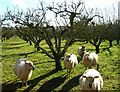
<box><xmin>117</xmin><ymin>40</ymin><xmax>119</xmax><ymax>45</ymax></box>
<box><xmin>96</xmin><ymin>45</ymin><xmax>100</xmax><ymax>54</ymax></box>
<box><xmin>55</xmin><ymin>57</ymin><xmax>62</xmax><ymax>71</ymax></box>
<box><xmin>29</xmin><ymin>41</ymin><xmax>32</xmax><ymax>45</ymax></box>
<box><xmin>36</xmin><ymin>43</ymin><xmax>40</xmax><ymax>51</ymax></box>
<box><xmin>109</xmin><ymin>40</ymin><xmax>112</xmax><ymax>47</ymax></box>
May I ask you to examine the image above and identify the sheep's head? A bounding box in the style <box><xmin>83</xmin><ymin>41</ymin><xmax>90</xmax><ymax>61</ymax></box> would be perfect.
<box><xmin>83</xmin><ymin>75</ymin><xmax>99</xmax><ymax>88</ymax></box>
<box><xmin>24</xmin><ymin>61</ymin><xmax>35</xmax><ymax>70</ymax></box>
<box><xmin>84</xmin><ymin>53</ymin><xmax>93</xmax><ymax>61</ymax></box>
<box><xmin>82</xmin><ymin>46</ymin><xmax>86</xmax><ymax>51</ymax></box>
<box><xmin>65</xmin><ymin>54</ymin><xmax>72</xmax><ymax>62</ymax></box>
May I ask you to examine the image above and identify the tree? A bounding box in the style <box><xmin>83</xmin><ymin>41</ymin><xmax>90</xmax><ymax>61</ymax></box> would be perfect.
<box><xmin>4</xmin><ymin>4</ymin><xmax>46</xmax><ymax>51</ymax></box>
<box><xmin>4</xmin><ymin>1</ymin><xmax>95</xmax><ymax>71</ymax></box>
<box><xmin>2</xmin><ymin>27</ymin><xmax>14</xmax><ymax>42</ymax></box>
<box><xmin>74</xmin><ymin>16</ymin><xmax>104</xmax><ymax>53</ymax></box>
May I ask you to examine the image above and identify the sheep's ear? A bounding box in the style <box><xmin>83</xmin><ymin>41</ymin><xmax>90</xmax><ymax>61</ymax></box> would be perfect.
<box><xmin>24</xmin><ymin>61</ymin><xmax>27</xmax><ymax>64</ymax></box>
<box><xmin>94</xmin><ymin>76</ymin><xmax>99</xmax><ymax>78</ymax></box>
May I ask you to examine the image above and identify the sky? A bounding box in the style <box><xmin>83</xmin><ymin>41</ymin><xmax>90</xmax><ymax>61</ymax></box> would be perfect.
<box><xmin>0</xmin><ymin>0</ymin><xmax>119</xmax><ymax>25</ymax></box>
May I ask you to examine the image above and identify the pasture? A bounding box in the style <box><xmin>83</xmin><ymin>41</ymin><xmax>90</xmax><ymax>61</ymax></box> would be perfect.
<box><xmin>1</xmin><ymin>37</ymin><xmax>119</xmax><ymax>91</ymax></box>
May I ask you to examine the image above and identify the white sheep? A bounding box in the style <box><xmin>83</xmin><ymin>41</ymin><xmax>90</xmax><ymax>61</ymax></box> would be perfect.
<box><xmin>64</xmin><ymin>54</ymin><xmax>78</xmax><ymax>77</ymax></box>
<box><xmin>82</xmin><ymin>52</ymin><xmax>99</xmax><ymax>70</ymax></box>
<box><xmin>79</xmin><ymin>69</ymin><xmax>103</xmax><ymax>91</ymax></box>
<box><xmin>13</xmin><ymin>58</ymin><xmax>35</xmax><ymax>86</ymax></box>
<box><xmin>78</xmin><ymin>46</ymin><xmax>86</xmax><ymax>57</ymax></box>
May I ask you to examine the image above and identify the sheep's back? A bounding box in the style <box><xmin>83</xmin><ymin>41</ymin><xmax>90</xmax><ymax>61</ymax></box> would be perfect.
<box><xmin>71</xmin><ymin>54</ymin><xmax>78</xmax><ymax>65</ymax></box>
<box><xmin>78</xmin><ymin>47</ymin><xmax>82</xmax><ymax>55</ymax></box>
<box><xmin>89</xmin><ymin>53</ymin><xmax>98</xmax><ymax>65</ymax></box>
<box><xmin>14</xmin><ymin>61</ymin><xmax>25</xmax><ymax>77</ymax></box>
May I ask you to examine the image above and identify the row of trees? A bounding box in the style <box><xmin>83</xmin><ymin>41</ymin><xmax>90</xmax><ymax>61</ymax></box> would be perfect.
<box><xmin>2</xmin><ymin>1</ymin><xmax>119</xmax><ymax>70</ymax></box>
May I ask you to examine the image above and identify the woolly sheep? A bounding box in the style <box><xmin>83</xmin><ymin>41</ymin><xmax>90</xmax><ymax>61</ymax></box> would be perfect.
<box><xmin>13</xmin><ymin>58</ymin><xmax>35</xmax><ymax>86</ymax></box>
<box><xmin>82</xmin><ymin>52</ymin><xmax>99</xmax><ymax>70</ymax></box>
<box><xmin>64</xmin><ymin>54</ymin><xmax>78</xmax><ymax>77</ymax></box>
<box><xmin>78</xmin><ymin>46</ymin><xmax>86</xmax><ymax>57</ymax></box>
<box><xmin>79</xmin><ymin>69</ymin><xmax>103</xmax><ymax>91</ymax></box>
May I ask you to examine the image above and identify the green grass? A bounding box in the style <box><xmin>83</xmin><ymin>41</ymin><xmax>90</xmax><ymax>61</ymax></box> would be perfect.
<box><xmin>2</xmin><ymin>37</ymin><xmax>120</xmax><ymax>91</ymax></box>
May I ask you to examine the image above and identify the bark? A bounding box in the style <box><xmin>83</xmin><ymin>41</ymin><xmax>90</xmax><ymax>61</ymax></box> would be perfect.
<box><xmin>109</xmin><ymin>40</ymin><xmax>113</xmax><ymax>47</ymax></box>
<box><xmin>55</xmin><ymin>57</ymin><xmax>62</xmax><ymax>71</ymax></box>
<box><xmin>95</xmin><ymin>45</ymin><xmax>100</xmax><ymax>54</ymax></box>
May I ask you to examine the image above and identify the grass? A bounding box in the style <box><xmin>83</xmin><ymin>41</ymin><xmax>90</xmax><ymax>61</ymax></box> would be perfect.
<box><xmin>1</xmin><ymin>37</ymin><xmax>120</xmax><ymax>91</ymax></box>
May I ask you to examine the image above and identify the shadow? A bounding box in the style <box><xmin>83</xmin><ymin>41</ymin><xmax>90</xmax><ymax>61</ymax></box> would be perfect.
<box><xmin>23</xmin><ymin>69</ymin><xmax>58</xmax><ymax>92</ymax></box>
<box><xmin>77</xmin><ymin>57</ymin><xmax>82</xmax><ymax>63</ymax></box>
<box><xmin>2</xmin><ymin>51</ymin><xmax>36</xmax><ymax>58</ymax></box>
<box><xmin>102</xmin><ymin>47</ymin><xmax>112</xmax><ymax>53</ymax></box>
<box><xmin>86</xmin><ymin>49</ymin><xmax>96</xmax><ymax>52</ymax></box>
<box><xmin>37</xmin><ymin>76</ymin><xmax>67</xmax><ymax>91</ymax></box>
<box><xmin>2</xmin><ymin>45</ymin><xmax>29</xmax><ymax>50</ymax></box>
<box><xmin>3</xmin><ymin>42</ymin><xmax>26</xmax><ymax>46</ymax></box>
<box><xmin>34</xmin><ymin>60</ymin><xmax>55</xmax><ymax>65</ymax></box>
<box><xmin>60</xmin><ymin>74</ymin><xmax>82</xmax><ymax>91</ymax></box>
<box><xmin>2</xmin><ymin>78</ymin><xmax>22</xmax><ymax>91</ymax></box>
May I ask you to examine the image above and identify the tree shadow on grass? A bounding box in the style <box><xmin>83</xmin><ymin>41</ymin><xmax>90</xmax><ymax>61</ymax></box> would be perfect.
<box><xmin>37</xmin><ymin>76</ymin><xmax>67</xmax><ymax>91</ymax></box>
<box><xmin>102</xmin><ymin>47</ymin><xmax>112</xmax><ymax>53</ymax></box>
<box><xmin>2</xmin><ymin>45</ymin><xmax>30</xmax><ymax>50</ymax></box>
<box><xmin>33</xmin><ymin>61</ymin><xmax>55</xmax><ymax>65</ymax></box>
<box><xmin>2</xmin><ymin>78</ymin><xmax>22</xmax><ymax>91</ymax></box>
<box><xmin>2</xmin><ymin>51</ymin><xmax>36</xmax><ymax>58</ymax></box>
<box><xmin>3</xmin><ymin>42</ymin><xmax>26</xmax><ymax>46</ymax></box>
<box><xmin>23</xmin><ymin>69</ymin><xmax>58</xmax><ymax>92</ymax></box>
<box><xmin>59</xmin><ymin>74</ymin><xmax>82</xmax><ymax>91</ymax></box>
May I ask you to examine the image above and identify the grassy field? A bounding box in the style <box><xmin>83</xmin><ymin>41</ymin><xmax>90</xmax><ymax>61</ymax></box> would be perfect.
<box><xmin>1</xmin><ymin>37</ymin><xmax>120</xmax><ymax>91</ymax></box>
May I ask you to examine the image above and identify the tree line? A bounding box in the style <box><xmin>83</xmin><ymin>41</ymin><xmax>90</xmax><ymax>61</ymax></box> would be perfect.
<box><xmin>2</xmin><ymin>1</ymin><xmax>119</xmax><ymax>70</ymax></box>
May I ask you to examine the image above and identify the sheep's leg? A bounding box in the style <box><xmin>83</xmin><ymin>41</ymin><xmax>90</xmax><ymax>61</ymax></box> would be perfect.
<box><xmin>97</xmin><ymin>64</ymin><xmax>99</xmax><ymax>71</ymax></box>
<box><xmin>69</xmin><ymin>69</ymin><xmax>71</xmax><ymax>77</ymax></box>
<box><xmin>67</xmin><ymin>69</ymin><xmax>68</xmax><ymax>76</ymax></box>
<box><xmin>22</xmin><ymin>79</ymin><xmax>24</xmax><ymax>86</ymax></box>
<box><xmin>25</xmin><ymin>81</ymin><xmax>27</xmax><ymax>86</ymax></box>
<box><xmin>72</xmin><ymin>68</ymin><xmax>74</xmax><ymax>73</ymax></box>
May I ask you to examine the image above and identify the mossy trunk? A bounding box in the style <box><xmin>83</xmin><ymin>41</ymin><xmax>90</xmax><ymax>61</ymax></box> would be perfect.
<box><xmin>109</xmin><ymin>40</ymin><xmax>112</xmax><ymax>47</ymax></box>
<box><xmin>95</xmin><ymin>45</ymin><xmax>100</xmax><ymax>54</ymax></box>
<box><xmin>55</xmin><ymin>57</ymin><xmax>62</xmax><ymax>71</ymax></box>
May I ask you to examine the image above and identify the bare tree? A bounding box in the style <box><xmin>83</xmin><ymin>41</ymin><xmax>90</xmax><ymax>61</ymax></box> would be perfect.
<box><xmin>4</xmin><ymin>1</ymin><xmax>95</xmax><ymax>70</ymax></box>
<box><xmin>4</xmin><ymin>3</ymin><xmax>46</xmax><ymax>51</ymax></box>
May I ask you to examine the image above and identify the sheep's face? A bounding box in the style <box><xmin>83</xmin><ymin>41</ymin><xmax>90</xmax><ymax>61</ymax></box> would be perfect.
<box><xmin>24</xmin><ymin>61</ymin><xmax>35</xmax><ymax>70</ymax></box>
<box><xmin>82</xmin><ymin>46</ymin><xmax>86</xmax><ymax>51</ymax></box>
<box><xmin>85</xmin><ymin>53</ymin><xmax>93</xmax><ymax>61</ymax></box>
<box><xmin>84</xmin><ymin>53</ymin><xmax>90</xmax><ymax>60</ymax></box>
<box><xmin>66</xmin><ymin>54</ymin><xmax>72</xmax><ymax>61</ymax></box>
<box><xmin>83</xmin><ymin>75</ymin><xmax>99</xmax><ymax>88</ymax></box>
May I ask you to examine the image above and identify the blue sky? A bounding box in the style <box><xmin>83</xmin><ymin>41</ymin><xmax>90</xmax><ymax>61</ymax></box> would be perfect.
<box><xmin>0</xmin><ymin>0</ymin><xmax>119</xmax><ymax>14</ymax></box>
<box><xmin>0</xmin><ymin>0</ymin><xmax>119</xmax><ymax>25</ymax></box>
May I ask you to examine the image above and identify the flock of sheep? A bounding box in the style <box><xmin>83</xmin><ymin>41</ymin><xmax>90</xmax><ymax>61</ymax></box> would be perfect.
<box><xmin>13</xmin><ymin>45</ymin><xmax>103</xmax><ymax>91</ymax></box>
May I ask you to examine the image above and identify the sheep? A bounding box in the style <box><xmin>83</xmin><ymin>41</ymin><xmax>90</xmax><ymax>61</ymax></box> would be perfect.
<box><xmin>79</xmin><ymin>69</ymin><xmax>103</xmax><ymax>91</ymax></box>
<box><xmin>13</xmin><ymin>58</ymin><xmax>35</xmax><ymax>86</ymax></box>
<box><xmin>64</xmin><ymin>54</ymin><xmax>78</xmax><ymax>77</ymax></box>
<box><xmin>82</xmin><ymin>52</ymin><xmax>99</xmax><ymax>70</ymax></box>
<box><xmin>78</xmin><ymin>46</ymin><xmax>86</xmax><ymax>58</ymax></box>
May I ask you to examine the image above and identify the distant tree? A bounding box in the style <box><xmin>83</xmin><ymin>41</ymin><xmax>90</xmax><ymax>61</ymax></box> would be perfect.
<box><xmin>2</xmin><ymin>27</ymin><xmax>14</xmax><ymax>42</ymax></box>
<box><xmin>74</xmin><ymin>16</ymin><xmax>104</xmax><ymax>53</ymax></box>
<box><xmin>103</xmin><ymin>20</ymin><xmax>119</xmax><ymax>47</ymax></box>
<box><xmin>4</xmin><ymin>4</ymin><xmax>46</xmax><ymax>51</ymax></box>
